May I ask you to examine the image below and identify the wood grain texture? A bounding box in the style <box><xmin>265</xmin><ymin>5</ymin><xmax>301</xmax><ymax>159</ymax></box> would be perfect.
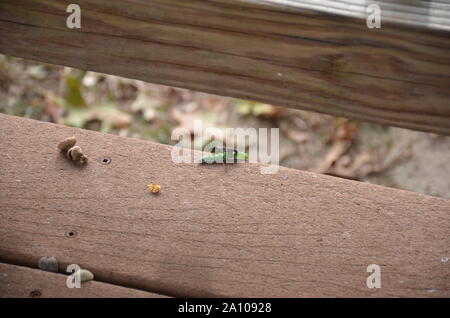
<box><xmin>0</xmin><ymin>114</ymin><xmax>449</xmax><ymax>297</ymax></box>
<box><xmin>0</xmin><ymin>0</ymin><xmax>449</xmax><ymax>134</ymax></box>
<box><xmin>246</xmin><ymin>0</ymin><xmax>450</xmax><ymax>31</ymax></box>
<box><xmin>0</xmin><ymin>263</ymin><xmax>167</xmax><ymax>298</ymax></box>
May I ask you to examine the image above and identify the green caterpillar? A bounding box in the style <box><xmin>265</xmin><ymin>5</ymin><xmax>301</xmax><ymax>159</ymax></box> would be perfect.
<box><xmin>200</xmin><ymin>148</ymin><xmax>248</xmax><ymax>164</ymax></box>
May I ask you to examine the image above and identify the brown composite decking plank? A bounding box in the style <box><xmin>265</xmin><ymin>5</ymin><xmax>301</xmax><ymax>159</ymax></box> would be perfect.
<box><xmin>0</xmin><ymin>262</ymin><xmax>167</xmax><ymax>298</ymax></box>
<box><xmin>0</xmin><ymin>114</ymin><xmax>449</xmax><ymax>297</ymax></box>
<box><xmin>0</xmin><ymin>0</ymin><xmax>449</xmax><ymax>134</ymax></box>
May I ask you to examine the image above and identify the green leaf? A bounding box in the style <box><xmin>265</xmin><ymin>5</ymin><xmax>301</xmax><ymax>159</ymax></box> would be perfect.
<box><xmin>64</xmin><ymin>69</ymin><xmax>87</xmax><ymax>108</ymax></box>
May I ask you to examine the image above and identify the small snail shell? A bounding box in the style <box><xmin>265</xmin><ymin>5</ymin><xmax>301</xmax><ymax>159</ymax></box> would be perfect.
<box><xmin>58</xmin><ymin>137</ymin><xmax>87</xmax><ymax>164</ymax></box>
<box><xmin>67</xmin><ymin>146</ymin><xmax>83</xmax><ymax>161</ymax></box>
<box><xmin>79</xmin><ymin>269</ymin><xmax>94</xmax><ymax>282</ymax></box>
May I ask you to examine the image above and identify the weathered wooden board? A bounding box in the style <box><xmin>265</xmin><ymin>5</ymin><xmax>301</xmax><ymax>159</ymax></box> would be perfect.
<box><xmin>247</xmin><ymin>1</ymin><xmax>450</xmax><ymax>31</ymax></box>
<box><xmin>0</xmin><ymin>114</ymin><xmax>449</xmax><ymax>297</ymax></box>
<box><xmin>0</xmin><ymin>0</ymin><xmax>449</xmax><ymax>134</ymax></box>
<box><xmin>0</xmin><ymin>263</ymin><xmax>167</xmax><ymax>298</ymax></box>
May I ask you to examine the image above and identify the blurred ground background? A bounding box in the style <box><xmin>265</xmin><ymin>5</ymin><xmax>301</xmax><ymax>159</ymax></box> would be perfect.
<box><xmin>1</xmin><ymin>54</ymin><xmax>449</xmax><ymax>199</ymax></box>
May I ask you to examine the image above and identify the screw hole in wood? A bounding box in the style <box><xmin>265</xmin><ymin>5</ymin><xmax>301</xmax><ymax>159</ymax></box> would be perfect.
<box><xmin>29</xmin><ymin>289</ymin><xmax>41</xmax><ymax>298</ymax></box>
<box><xmin>65</xmin><ymin>230</ymin><xmax>77</xmax><ymax>238</ymax></box>
<box><xmin>101</xmin><ymin>157</ymin><xmax>111</xmax><ymax>165</ymax></box>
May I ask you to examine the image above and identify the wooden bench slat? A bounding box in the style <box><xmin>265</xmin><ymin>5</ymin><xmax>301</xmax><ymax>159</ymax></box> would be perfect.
<box><xmin>0</xmin><ymin>114</ymin><xmax>448</xmax><ymax>297</ymax></box>
<box><xmin>0</xmin><ymin>0</ymin><xmax>449</xmax><ymax>134</ymax></box>
<box><xmin>0</xmin><ymin>263</ymin><xmax>167</xmax><ymax>298</ymax></box>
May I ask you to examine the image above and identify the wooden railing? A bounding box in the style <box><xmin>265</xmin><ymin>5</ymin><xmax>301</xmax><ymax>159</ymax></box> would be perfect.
<box><xmin>0</xmin><ymin>0</ymin><xmax>449</xmax><ymax>134</ymax></box>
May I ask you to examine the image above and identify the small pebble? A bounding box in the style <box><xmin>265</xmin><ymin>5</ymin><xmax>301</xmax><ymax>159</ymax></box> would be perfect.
<box><xmin>66</xmin><ymin>146</ymin><xmax>88</xmax><ymax>163</ymax></box>
<box><xmin>79</xmin><ymin>269</ymin><xmax>94</xmax><ymax>282</ymax></box>
<box><xmin>67</xmin><ymin>146</ymin><xmax>82</xmax><ymax>160</ymax></box>
<box><xmin>38</xmin><ymin>256</ymin><xmax>59</xmax><ymax>273</ymax></box>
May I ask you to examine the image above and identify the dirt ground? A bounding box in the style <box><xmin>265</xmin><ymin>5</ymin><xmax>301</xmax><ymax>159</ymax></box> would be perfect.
<box><xmin>1</xmin><ymin>54</ymin><xmax>449</xmax><ymax>199</ymax></box>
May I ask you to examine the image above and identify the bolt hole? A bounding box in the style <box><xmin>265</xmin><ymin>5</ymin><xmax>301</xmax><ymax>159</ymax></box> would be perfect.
<box><xmin>29</xmin><ymin>289</ymin><xmax>41</xmax><ymax>298</ymax></box>
<box><xmin>65</xmin><ymin>230</ymin><xmax>77</xmax><ymax>238</ymax></box>
<box><xmin>101</xmin><ymin>157</ymin><xmax>111</xmax><ymax>165</ymax></box>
